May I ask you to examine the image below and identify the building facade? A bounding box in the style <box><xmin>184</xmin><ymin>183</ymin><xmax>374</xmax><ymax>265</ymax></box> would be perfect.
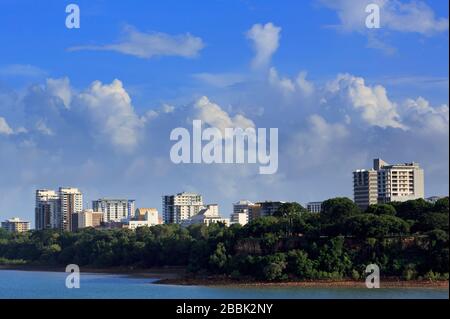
<box><xmin>92</xmin><ymin>199</ymin><xmax>135</xmax><ymax>223</ymax></box>
<box><xmin>353</xmin><ymin>169</ymin><xmax>379</xmax><ymax>210</ymax></box>
<box><xmin>35</xmin><ymin>187</ymin><xmax>83</xmax><ymax>231</ymax></box>
<box><xmin>162</xmin><ymin>192</ymin><xmax>204</xmax><ymax>224</ymax></box>
<box><xmin>256</xmin><ymin>201</ymin><xmax>285</xmax><ymax>217</ymax></box>
<box><xmin>353</xmin><ymin>158</ymin><xmax>425</xmax><ymax>210</ymax></box>
<box><xmin>230</xmin><ymin>211</ymin><xmax>248</xmax><ymax>225</ymax></box>
<box><xmin>233</xmin><ymin>200</ymin><xmax>255</xmax><ymax>214</ymax></box>
<box><xmin>124</xmin><ymin>208</ymin><xmax>161</xmax><ymax>230</ymax></box>
<box><xmin>1</xmin><ymin>217</ymin><xmax>30</xmax><ymax>233</ymax></box>
<box><xmin>59</xmin><ymin>187</ymin><xmax>83</xmax><ymax>232</ymax></box>
<box><xmin>181</xmin><ymin>204</ymin><xmax>230</xmax><ymax>227</ymax></box>
<box><xmin>72</xmin><ymin>209</ymin><xmax>103</xmax><ymax>231</ymax></box>
<box><xmin>35</xmin><ymin>189</ymin><xmax>59</xmax><ymax>230</ymax></box>
<box><xmin>306</xmin><ymin>201</ymin><xmax>322</xmax><ymax>213</ymax></box>
<box><xmin>135</xmin><ymin>208</ymin><xmax>161</xmax><ymax>225</ymax></box>
<box><xmin>232</xmin><ymin>200</ymin><xmax>262</xmax><ymax>222</ymax></box>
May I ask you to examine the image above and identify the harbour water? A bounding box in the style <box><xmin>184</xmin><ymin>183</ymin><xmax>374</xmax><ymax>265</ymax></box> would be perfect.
<box><xmin>0</xmin><ymin>270</ymin><xmax>447</xmax><ymax>299</ymax></box>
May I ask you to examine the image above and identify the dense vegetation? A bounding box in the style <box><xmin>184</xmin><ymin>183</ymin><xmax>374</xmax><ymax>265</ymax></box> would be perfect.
<box><xmin>0</xmin><ymin>197</ymin><xmax>448</xmax><ymax>281</ymax></box>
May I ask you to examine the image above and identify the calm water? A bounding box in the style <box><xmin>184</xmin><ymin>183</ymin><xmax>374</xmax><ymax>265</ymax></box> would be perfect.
<box><xmin>0</xmin><ymin>270</ymin><xmax>447</xmax><ymax>299</ymax></box>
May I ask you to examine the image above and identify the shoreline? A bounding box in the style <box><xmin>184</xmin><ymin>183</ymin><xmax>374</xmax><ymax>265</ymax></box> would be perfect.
<box><xmin>1</xmin><ymin>265</ymin><xmax>448</xmax><ymax>289</ymax></box>
<box><xmin>153</xmin><ymin>277</ymin><xmax>449</xmax><ymax>289</ymax></box>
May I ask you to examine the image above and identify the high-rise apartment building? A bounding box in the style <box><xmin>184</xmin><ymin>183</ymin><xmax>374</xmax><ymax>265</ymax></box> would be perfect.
<box><xmin>233</xmin><ymin>200</ymin><xmax>261</xmax><ymax>222</ymax></box>
<box><xmin>92</xmin><ymin>199</ymin><xmax>136</xmax><ymax>222</ymax></box>
<box><xmin>233</xmin><ymin>200</ymin><xmax>254</xmax><ymax>214</ymax></box>
<box><xmin>374</xmin><ymin>159</ymin><xmax>425</xmax><ymax>203</ymax></box>
<box><xmin>230</xmin><ymin>211</ymin><xmax>248</xmax><ymax>225</ymax></box>
<box><xmin>35</xmin><ymin>187</ymin><xmax>83</xmax><ymax>231</ymax></box>
<box><xmin>59</xmin><ymin>187</ymin><xmax>83</xmax><ymax>232</ymax></box>
<box><xmin>35</xmin><ymin>189</ymin><xmax>59</xmax><ymax>230</ymax></box>
<box><xmin>1</xmin><ymin>217</ymin><xmax>30</xmax><ymax>233</ymax></box>
<box><xmin>353</xmin><ymin>169</ymin><xmax>379</xmax><ymax>210</ymax></box>
<box><xmin>256</xmin><ymin>201</ymin><xmax>285</xmax><ymax>217</ymax></box>
<box><xmin>162</xmin><ymin>192</ymin><xmax>203</xmax><ymax>224</ymax></box>
<box><xmin>353</xmin><ymin>158</ymin><xmax>425</xmax><ymax>210</ymax></box>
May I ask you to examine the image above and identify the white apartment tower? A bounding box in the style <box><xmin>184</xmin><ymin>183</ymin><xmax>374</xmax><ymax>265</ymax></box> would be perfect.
<box><xmin>59</xmin><ymin>187</ymin><xmax>83</xmax><ymax>232</ymax></box>
<box><xmin>162</xmin><ymin>192</ymin><xmax>204</xmax><ymax>224</ymax></box>
<box><xmin>230</xmin><ymin>211</ymin><xmax>249</xmax><ymax>225</ymax></box>
<box><xmin>374</xmin><ymin>158</ymin><xmax>425</xmax><ymax>203</ymax></box>
<box><xmin>92</xmin><ymin>199</ymin><xmax>136</xmax><ymax>223</ymax></box>
<box><xmin>353</xmin><ymin>159</ymin><xmax>425</xmax><ymax>210</ymax></box>
<box><xmin>35</xmin><ymin>187</ymin><xmax>83</xmax><ymax>231</ymax></box>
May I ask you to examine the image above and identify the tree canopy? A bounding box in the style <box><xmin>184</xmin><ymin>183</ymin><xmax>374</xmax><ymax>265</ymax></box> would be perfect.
<box><xmin>0</xmin><ymin>197</ymin><xmax>448</xmax><ymax>282</ymax></box>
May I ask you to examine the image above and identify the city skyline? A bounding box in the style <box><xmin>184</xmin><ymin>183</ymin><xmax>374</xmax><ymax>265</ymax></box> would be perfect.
<box><xmin>0</xmin><ymin>156</ymin><xmax>448</xmax><ymax>228</ymax></box>
<box><xmin>3</xmin><ymin>155</ymin><xmax>445</xmax><ymax>229</ymax></box>
<box><xmin>0</xmin><ymin>0</ymin><xmax>448</xmax><ymax>224</ymax></box>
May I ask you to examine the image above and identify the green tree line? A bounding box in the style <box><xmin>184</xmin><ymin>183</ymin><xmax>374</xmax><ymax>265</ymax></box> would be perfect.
<box><xmin>0</xmin><ymin>197</ymin><xmax>448</xmax><ymax>281</ymax></box>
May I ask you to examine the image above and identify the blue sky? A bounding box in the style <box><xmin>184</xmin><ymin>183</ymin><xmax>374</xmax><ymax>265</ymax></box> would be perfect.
<box><xmin>0</xmin><ymin>0</ymin><xmax>448</xmax><ymax>224</ymax></box>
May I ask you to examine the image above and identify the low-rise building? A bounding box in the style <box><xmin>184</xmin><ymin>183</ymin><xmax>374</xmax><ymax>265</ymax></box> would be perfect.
<box><xmin>124</xmin><ymin>220</ymin><xmax>155</xmax><ymax>230</ymax></box>
<box><xmin>100</xmin><ymin>221</ymin><xmax>125</xmax><ymax>229</ymax></box>
<box><xmin>1</xmin><ymin>217</ymin><xmax>30</xmax><ymax>233</ymax></box>
<box><xmin>135</xmin><ymin>208</ymin><xmax>161</xmax><ymax>225</ymax></box>
<box><xmin>71</xmin><ymin>209</ymin><xmax>103</xmax><ymax>231</ymax></box>
<box><xmin>182</xmin><ymin>204</ymin><xmax>230</xmax><ymax>227</ymax></box>
<box><xmin>306</xmin><ymin>201</ymin><xmax>322</xmax><ymax>213</ymax></box>
<box><xmin>122</xmin><ymin>208</ymin><xmax>162</xmax><ymax>230</ymax></box>
<box><xmin>425</xmin><ymin>196</ymin><xmax>444</xmax><ymax>204</ymax></box>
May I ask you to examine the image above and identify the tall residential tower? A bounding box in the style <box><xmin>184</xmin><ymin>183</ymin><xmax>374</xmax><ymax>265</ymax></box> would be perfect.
<box><xmin>35</xmin><ymin>189</ymin><xmax>59</xmax><ymax>230</ymax></box>
<box><xmin>353</xmin><ymin>158</ymin><xmax>425</xmax><ymax>210</ymax></box>
<box><xmin>92</xmin><ymin>199</ymin><xmax>136</xmax><ymax>222</ymax></box>
<box><xmin>35</xmin><ymin>187</ymin><xmax>83</xmax><ymax>231</ymax></box>
<box><xmin>59</xmin><ymin>187</ymin><xmax>83</xmax><ymax>232</ymax></box>
<box><xmin>162</xmin><ymin>192</ymin><xmax>203</xmax><ymax>224</ymax></box>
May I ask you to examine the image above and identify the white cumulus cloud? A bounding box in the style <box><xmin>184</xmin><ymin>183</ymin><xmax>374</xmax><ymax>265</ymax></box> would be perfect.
<box><xmin>74</xmin><ymin>79</ymin><xmax>144</xmax><ymax>151</ymax></box>
<box><xmin>246</xmin><ymin>23</ymin><xmax>281</xmax><ymax>69</ymax></box>
<box><xmin>327</xmin><ymin>73</ymin><xmax>405</xmax><ymax>129</ymax></box>
<box><xmin>402</xmin><ymin>97</ymin><xmax>449</xmax><ymax>135</ymax></box>
<box><xmin>194</xmin><ymin>96</ymin><xmax>255</xmax><ymax>132</ymax></box>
